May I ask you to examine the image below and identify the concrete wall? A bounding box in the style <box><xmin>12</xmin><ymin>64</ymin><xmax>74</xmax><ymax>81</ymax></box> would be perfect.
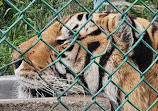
<box><xmin>0</xmin><ymin>76</ymin><xmax>18</xmax><ymax>99</ymax></box>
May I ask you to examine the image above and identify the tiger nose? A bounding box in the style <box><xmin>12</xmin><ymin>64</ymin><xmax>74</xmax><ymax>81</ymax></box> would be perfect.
<box><xmin>12</xmin><ymin>58</ymin><xmax>22</xmax><ymax>69</ymax></box>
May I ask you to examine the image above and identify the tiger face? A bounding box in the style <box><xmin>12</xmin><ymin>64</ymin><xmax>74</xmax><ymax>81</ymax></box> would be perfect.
<box><xmin>12</xmin><ymin>12</ymin><xmax>158</xmax><ymax>110</ymax></box>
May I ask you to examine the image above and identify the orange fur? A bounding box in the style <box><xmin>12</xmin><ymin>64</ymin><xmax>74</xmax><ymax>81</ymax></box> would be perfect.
<box><xmin>12</xmin><ymin>12</ymin><xmax>158</xmax><ymax>110</ymax></box>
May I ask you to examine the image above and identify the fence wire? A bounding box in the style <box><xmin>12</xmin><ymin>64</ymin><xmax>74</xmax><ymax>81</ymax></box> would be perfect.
<box><xmin>0</xmin><ymin>0</ymin><xmax>158</xmax><ymax>111</ymax></box>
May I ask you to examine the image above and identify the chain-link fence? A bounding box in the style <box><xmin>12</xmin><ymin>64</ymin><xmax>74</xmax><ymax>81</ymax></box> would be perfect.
<box><xmin>0</xmin><ymin>0</ymin><xmax>158</xmax><ymax>110</ymax></box>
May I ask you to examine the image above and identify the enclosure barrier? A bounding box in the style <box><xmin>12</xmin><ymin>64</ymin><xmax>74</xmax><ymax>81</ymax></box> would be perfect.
<box><xmin>0</xmin><ymin>0</ymin><xmax>158</xmax><ymax>110</ymax></box>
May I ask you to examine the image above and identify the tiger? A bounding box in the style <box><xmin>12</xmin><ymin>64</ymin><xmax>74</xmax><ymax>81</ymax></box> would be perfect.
<box><xmin>11</xmin><ymin>12</ymin><xmax>158</xmax><ymax>111</ymax></box>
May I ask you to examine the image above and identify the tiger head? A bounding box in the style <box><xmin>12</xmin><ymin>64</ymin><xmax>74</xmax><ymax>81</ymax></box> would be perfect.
<box><xmin>12</xmin><ymin>12</ymin><xmax>158</xmax><ymax>110</ymax></box>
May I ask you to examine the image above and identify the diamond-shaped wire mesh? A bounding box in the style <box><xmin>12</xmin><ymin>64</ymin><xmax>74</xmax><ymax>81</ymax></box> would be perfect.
<box><xmin>0</xmin><ymin>0</ymin><xmax>158</xmax><ymax>111</ymax></box>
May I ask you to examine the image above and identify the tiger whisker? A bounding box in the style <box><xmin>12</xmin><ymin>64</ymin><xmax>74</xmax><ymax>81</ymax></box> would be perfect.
<box><xmin>41</xmin><ymin>87</ymin><xmax>55</xmax><ymax>97</ymax></box>
<box><xmin>35</xmin><ymin>88</ymin><xmax>45</xmax><ymax>98</ymax></box>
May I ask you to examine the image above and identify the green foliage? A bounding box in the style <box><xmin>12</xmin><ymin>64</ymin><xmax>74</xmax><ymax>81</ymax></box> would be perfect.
<box><xmin>0</xmin><ymin>42</ymin><xmax>13</xmax><ymax>74</ymax></box>
<box><xmin>0</xmin><ymin>0</ymin><xmax>3</xmax><ymax>29</ymax></box>
<box><xmin>125</xmin><ymin>0</ymin><xmax>157</xmax><ymax>20</ymax></box>
<box><xmin>126</xmin><ymin>0</ymin><xmax>149</xmax><ymax>4</ymax></box>
<box><xmin>0</xmin><ymin>0</ymin><xmax>3</xmax><ymax>7</ymax></box>
<box><xmin>126</xmin><ymin>0</ymin><xmax>158</xmax><ymax>6</ymax></box>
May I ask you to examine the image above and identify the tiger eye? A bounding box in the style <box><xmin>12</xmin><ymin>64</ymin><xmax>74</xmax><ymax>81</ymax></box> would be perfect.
<box><xmin>56</xmin><ymin>39</ymin><xmax>66</xmax><ymax>45</ymax></box>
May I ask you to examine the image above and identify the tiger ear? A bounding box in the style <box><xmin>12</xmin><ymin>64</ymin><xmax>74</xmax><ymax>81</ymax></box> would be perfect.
<box><xmin>114</xmin><ymin>13</ymin><xmax>134</xmax><ymax>49</ymax></box>
<box><xmin>114</xmin><ymin>14</ymin><xmax>144</xmax><ymax>49</ymax></box>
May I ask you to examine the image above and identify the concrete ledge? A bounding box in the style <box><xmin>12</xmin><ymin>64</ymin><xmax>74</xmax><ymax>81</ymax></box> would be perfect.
<box><xmin>0</xmin><ymin>76</ymin><xmax>111</xmax><ymax>111</ymax></box>
<box><xmin>0</xmin><ymin>95</ymin><xmax>111</xmax><ymax>111</ymax></box>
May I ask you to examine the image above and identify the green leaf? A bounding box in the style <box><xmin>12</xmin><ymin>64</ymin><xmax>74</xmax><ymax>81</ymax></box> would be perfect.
<box><xmin>0</xmin><ymin>1</ymin><xmax>3</xmax><ymax>6</ymax></box>
<box><xmin>3</xmin><ymin>8</ymin><xmax>12</xmax><ymax>18</ymax></box>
